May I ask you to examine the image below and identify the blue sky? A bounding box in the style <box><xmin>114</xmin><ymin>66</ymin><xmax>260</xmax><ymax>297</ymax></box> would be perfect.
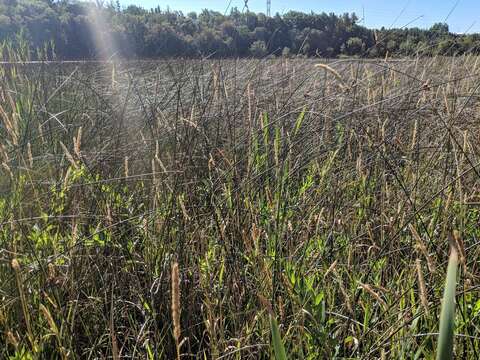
<box><xmin>120</xmin><ymin>0</ymin><xmax>480</xmax><ymax>33</ymax></box>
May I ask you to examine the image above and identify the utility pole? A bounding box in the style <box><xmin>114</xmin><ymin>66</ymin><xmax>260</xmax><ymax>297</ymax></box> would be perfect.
<box><xmin>267</xmin><ymin>0</ymin><xmax>271</xmax><ymax>17</ymax></box>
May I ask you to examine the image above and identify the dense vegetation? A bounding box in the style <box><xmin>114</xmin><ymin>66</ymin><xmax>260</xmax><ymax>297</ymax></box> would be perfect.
<box><xmin>1</xmin><ymin>38</ymin><xmax>480</xmax><ymax>357</ymax></box>
<box><xmin>2</xmin><ymin>0</ymin><xmax>480</xmax><ymax>59</ymax></box>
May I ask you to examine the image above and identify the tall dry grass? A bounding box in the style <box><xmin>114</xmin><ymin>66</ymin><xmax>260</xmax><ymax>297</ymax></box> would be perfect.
<box><xmin>0</xmin><ymin>49</ymin><xmax>480</xmax><ymax>358</ymax></box>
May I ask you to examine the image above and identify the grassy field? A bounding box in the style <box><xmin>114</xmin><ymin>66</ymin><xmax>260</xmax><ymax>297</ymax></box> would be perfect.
<box><xmin>1</xmin><ymin>52</ymin><xmax>480</xmax><ymax>358</ymax></box>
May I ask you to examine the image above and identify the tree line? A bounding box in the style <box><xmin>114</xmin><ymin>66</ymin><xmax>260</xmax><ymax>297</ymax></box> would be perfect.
<box><xmin>1</xmin><ymin>0</ymin><xmax>480</xmax><ymax>60</ymax></box>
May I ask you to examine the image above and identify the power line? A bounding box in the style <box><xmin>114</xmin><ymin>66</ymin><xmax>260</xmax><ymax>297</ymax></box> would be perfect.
<box><xmin>243</xmin><ymin>0</ymin><xmax>249</xmax><ymax>12</ymax></box>
<box><xmin>444</xmin><ymin>0</ymin><xmax>460</xmax><ymax>23</ymax></box>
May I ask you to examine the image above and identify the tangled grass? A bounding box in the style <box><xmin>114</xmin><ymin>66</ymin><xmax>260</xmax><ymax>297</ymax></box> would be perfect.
<box><xmin>1</xmin><ymin>53</ymin><xmax>480</xmax><ymax>358</ymax></box>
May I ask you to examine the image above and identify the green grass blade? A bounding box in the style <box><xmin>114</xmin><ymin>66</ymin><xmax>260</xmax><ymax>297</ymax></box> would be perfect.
<box><xmin>293</xmin><ymin>107</ymin><xmax>306</xmax><ymax>137</ymax></box>
<box><xmin>436</xmin><ymin>247</ymin><xmax>458</xmax><ymax>360</ymax></box>
<box><xmin>269</xmin><ymin>315</ymin><xmax>288</xmax><ymax>360</ymax></box>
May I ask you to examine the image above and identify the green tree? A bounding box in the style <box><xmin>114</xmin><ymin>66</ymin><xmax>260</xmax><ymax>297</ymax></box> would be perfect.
<box><xmin>345</xmin><ymin>37</ymin><xmax>365</xmax><ymax>55</ymax></box>
<box><xmin>0</xmin><ymin>1</ymin><xmax>477</xmax><ymax>59</ymax></box>
<box><xmin>250</xmin><ymin>40</ymin><xmax>267</xmax><ymax>57</ymax></box>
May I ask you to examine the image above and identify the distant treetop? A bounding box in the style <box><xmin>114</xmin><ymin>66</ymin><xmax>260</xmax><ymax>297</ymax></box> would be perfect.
<box><xmin>0</xmin><ymin>0</ymin><xmax>479</xmax><ymax>59</ymax></box>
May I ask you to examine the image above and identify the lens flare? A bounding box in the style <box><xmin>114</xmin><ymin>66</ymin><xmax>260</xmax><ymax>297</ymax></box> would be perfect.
<box><xmin>87</xmin><ymin>2</ymin><xmax>118</xmax><ymax>61</ymax></box>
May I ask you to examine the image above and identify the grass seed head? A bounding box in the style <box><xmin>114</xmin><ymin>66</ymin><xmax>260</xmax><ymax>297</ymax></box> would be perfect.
<box><xmin>171</xmin><ymin>261</ymin><xmax>181</xmax><ymax>359</ymax></box>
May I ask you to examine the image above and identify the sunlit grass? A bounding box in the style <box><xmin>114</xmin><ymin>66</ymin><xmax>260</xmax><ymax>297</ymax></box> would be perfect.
<box><xmin>1</xmin><ymin>43</ymin><xmax>480</xmax><ymax>358</ymax></box>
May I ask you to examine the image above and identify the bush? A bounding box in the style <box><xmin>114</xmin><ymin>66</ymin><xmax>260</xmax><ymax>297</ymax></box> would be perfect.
<box><xmin>250</xmin><ymin>40</ymin><xmax>267</xmax><ymax>58</ymax></box>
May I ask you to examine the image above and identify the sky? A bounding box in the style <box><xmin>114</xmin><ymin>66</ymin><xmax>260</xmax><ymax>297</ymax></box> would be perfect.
<box><xmin>119</xmin><ymin>0</ymin><xmax>480</xmax><ymax>33</ymax></box>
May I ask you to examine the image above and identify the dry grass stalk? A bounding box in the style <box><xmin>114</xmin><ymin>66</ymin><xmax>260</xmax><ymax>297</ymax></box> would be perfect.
<box><xmin>39</xmin><ymin>303</ymin><xmax>59</xmax><ymax>337</ymax></box>
<box><xmin>356</xmin><ymin>152</ymin><xmax>363</xmax><ymax>176</ymax></box>
<box><xmin>410</xmin><ymin>119</ymin><xmax>418</xmax><ymax>151</ymax></box>
<box><xmin>278</xmin><ymin>295</ymin><xmax>285</xmax><ymax>323</ymax></box>
<box><xmin>110</xmin><ymin>287</ymin><xmax>120</xmax><ymax>360</ymax></box>
<box><xmin>212</xmin><ymin>64</ymin><xmax>219</xmax><ymax>101</ymax></box>
<box><xmin>415</xmin><ymin>259</ymin><xmax>429</xmax><ymax>315</ymax></box>
<box><xmin>155</xmin><ymin>140</ymin><xmax>168</xmax><ymax>173</ymax></box>
<box><xmin>258</xmin><ymin>294</ymin><xmax>273</xmax><ymax>316</ymax></box>
<box><xmin>315</xmin><ymin>63</ymin><xmax>346</xmax><ymax>88</ymax></box>
<box><xmin>0</xmin><ymin>143</ymin><xmax>9</xmax><ymax>162</ymax></box>
<box><xmin>452</xmin><ymin>230</ymin><xmax>467</xmax><ymax>275</ymax></box>
<box><xmin>203</xmin><ymin>293</ymin><xmax>218</xmax><ymax>359</ymax></box>
<box><xmin>12</xmin><ymin>259</ymin><xmax>34</xmax><ymax>349</ymax></box>
<box><xmin>381</xmin><ymin>349</ymin><xmax>387</xmax><ymax>360</ymax></box>
<box><xmin>124</xmin><ymin>156</ymin><xmax>129</xmax><ymax>178</ymax></box>
<box><xmin>0</xmin><ymin>100</ymin><xmax>19</xmax><ymax>146</ymax></box>
<box><xmin>38</xmin><ymin>123</ymin><xmax>45</xmax><ymax>144</ymax></box>
<box><xmin>334</xmin><ymin>272</ymin><xmax>353</xmax><ymax>314</ymax></box>
<box><xmin>27</xmin><ymin>142</ymin><xmax>33</xmax><ymax>168</ymax></box>
<box><xmin>106</xmin><ymin>203</ymin><xmax>113</xmax><ymax>227</ymax></box>
<box><xmin>2</xmin><ymin>162</ymin><xmax>13</xmax><ymax>180</ymax></box>
<box><xmin>6</xmin><ymin>331</ymin><xmax>19</xmax><ymax>349</ymax></box>
<box><xmin>171</xmin><ymin>261</ymin><xmax>181</xmax><ymax>360</ymax></box>
<box><xmin>111</xmin><ymin>62</ymin><xmax>116</xmax><ymax>90</ymax></box>
<box><xmin>62</xmin><ymin>166</ymin><xmax>72</xmax><ymax>192</ymax></box>
<box><xmin>247</xmin><ymin>81</ymin><xmax>252</xmax><ymax>125</ymax></box>
<box><xmin>178</xmin><ymin>195</ymin><xmax>190</xmax><ymax>221</ymax></box>
<box><xmin>462</xmin><ymin>130</ymin><xmax>468</xmax><ymax>164</ymax></box>
<box><xmin>324</xmin><ymin>260</ymin><xmax>338</xmax><ymax>279</ymax></box>
<box><xmin>73</xmin><ymin>126</ymin><xmax>82</xmax><ymax>158</ymax></box>
<box><xmin>359</xmin><ymin>283</ymin><xmax>387</xmax><ymax>309</ymax></box>
<box><xmin>443</xmin><ymin>88</ymin><xmax>450</xmax><ymax>115</ymax></box>
<box><xmin>47</xmin><ymin>263</ymin><xmax>56</xmax><ymax>282</ymax></box>
<box><xmin>59</xmin><ymin>141</ymin><xmax>78</xmax><ymax>169</ymax></box>
<box><xmin>409</xmin><ymin>224</ymin><xmax>436</xmax><ymax>274</ymax></box>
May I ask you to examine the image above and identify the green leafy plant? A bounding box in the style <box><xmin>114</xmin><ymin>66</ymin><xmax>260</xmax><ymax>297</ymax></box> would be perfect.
<box><xmin>270</xmin><ymin>313</ymin><xmax>288</xmax><ymax>360</ymax></box>
<box><xmin>436</xmin><ymin>247</ymin><xmax>459</xmax><ymax>360</ymax></box>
